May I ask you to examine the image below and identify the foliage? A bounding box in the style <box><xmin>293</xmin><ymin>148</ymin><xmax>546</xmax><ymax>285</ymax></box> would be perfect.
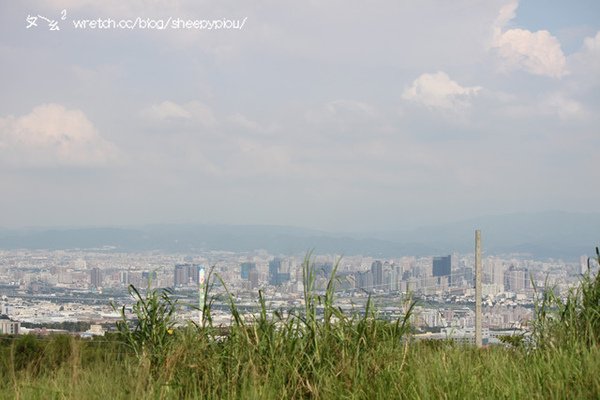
<box><xmin>498</xmin><ymin>334</ymin><xmax>525</xmax><ymax>348</ymax></box>
<box><xmin>20</xmin><ymin>321</ymin><xmax>91</xmax><ymax>332</ymax></box>
<box><xmin>112</xmin><ymin>284</ymin><xmax>178</xmax><ymax>371</ymax></box>
<box><xmin>531</xmin><ymin>246</ymin><xmax>600</xmax><ymax>348</ymax></box>
<box><xmin>11</xmin><ymin>334</ymin><xmax>43</xmax><ymax>373</ymax></box>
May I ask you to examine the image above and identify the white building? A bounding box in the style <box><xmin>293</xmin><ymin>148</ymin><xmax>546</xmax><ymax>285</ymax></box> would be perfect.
<box><xmin>0</xmin><ymin>314</ymin><xmax>20</xmax><ymax>335</ymax></box>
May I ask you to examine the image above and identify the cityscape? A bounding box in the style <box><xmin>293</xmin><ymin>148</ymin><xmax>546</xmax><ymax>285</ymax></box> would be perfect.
<box><xmin>0</xmin><ymin>243</ymin><xmax>591</xmax><ymax>344</ymax></box>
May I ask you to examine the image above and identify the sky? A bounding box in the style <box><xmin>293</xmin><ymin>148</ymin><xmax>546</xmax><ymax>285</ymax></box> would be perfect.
<box><xmin>0</xmin><ymin>0</ymin><xmax>599</xmax><ymax>232</ymax></box>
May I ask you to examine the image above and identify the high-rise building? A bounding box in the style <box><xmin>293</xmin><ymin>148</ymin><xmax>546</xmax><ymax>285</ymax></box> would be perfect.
<box><xmin>277</xmin><ymin>272</ymin><xmax>291</xmax><ymax>285</ymax></box>
<box><xmin>174</xmin><ymin>264</ymin><xmax>187</xmax><ymax>286</ymax></box>
<box><xmin>504</xmin><ymin>265</ymin><xmax>529</xmax><ymax>292</ymax></box>
<box><xmin>120</xmin><ymin>271</ymin><xmax>129</xmax><ymax>286</ymax></box>
<box><xmin>174</xmin><ymin>264</ymin><xmax>202</xmax><ymax>286</ymax></box>
<box><xmin>484</xmin><ymin>258</ymin><xmax>505</xmax><ymax>286</ymax></box>
<box><xmin>90</xmin><ymin>267</ymin><xmax>102</xmax><ymax>288</ymax></box>
<box><xmin>432</xmin><ymin>256</ymin><xmax>451</xmax><ymax>277</ymax></box>
<box><xmin>371</xmin><ymin>261</ymin><xmax>383</xmax><ymax>289</ymax></box>
<box><xmin>142</xmin><ymin>271</ymin><xmax>158</xmax><ymax>282</ymax></box>
<box><xmin>269</xmin><ymin>258</ymin><xmax>282</xmax><ymax>284</ymax></box>
<box><xmin>316</xmin><ymin>262</ymin><xmax>334</xmax><ymax>277</ymax></box>
<box><xmin>459</xmin><ymin>266</ymin><xmax>473</xmax><ymax>286</ymax></box>
<box><xmin>356</xmin><ymin>270</ymin><xmax>373</xmax><ymax>292</ymax></box>
<box><xmin>268</xmin><ymin>258</ymin><xmax>289</xmax><ymax>285</ymax></box>
<box><xmin>240</xmin><ymin>262</ymin><xmax>256</xmax><ymax>280</ymax></box>
<box><xmin>248</xmin><ymin>269</ymin><xmax>259</xmax><ymax>289</ymax></box>
<box><xmin>389</xmin><ymin>265</ymin><xmax>399</xmax><ymax>291</ymax></box>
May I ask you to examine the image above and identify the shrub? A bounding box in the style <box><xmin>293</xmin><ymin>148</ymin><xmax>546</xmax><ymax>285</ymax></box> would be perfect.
<box><xmin>44</xmin><ymin>334</ymin><xmax>74</xmax><ymax>369</ymax></box>
<box><xmin>11</xmin><ymin>334</ymin><xmax>42</xmax><ymax>373</ymax></box>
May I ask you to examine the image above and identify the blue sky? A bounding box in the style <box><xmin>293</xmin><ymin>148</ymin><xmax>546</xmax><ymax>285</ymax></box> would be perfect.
<box><xmin>0</xmin><ymin>0</ymin><xmax>599</xmax><ymax>231</ymax></box>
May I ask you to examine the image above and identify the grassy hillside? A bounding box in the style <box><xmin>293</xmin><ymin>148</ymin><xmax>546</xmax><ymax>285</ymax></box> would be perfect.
<box><xmin>2</xmin><ymin>334</ymin><xmax>599</xmax><ymax>399</ymax></box>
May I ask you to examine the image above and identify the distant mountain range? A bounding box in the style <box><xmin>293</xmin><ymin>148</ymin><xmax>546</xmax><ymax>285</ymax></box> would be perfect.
<box><xmin>0</xmin><ymin>211</ymin><xmax>598</xmax><ymax>260</ymax></box>
<box><xmin>367</xmin><ymin>211</ymin><xmax>600</xmax><ymax>259</ymax></box>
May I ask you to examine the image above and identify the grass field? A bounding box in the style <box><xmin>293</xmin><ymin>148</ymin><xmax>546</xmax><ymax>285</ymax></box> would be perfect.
<box><xmin>1</xmin><ymin>329</ymin><xmax>599</xmax><ymax>399</ymax></box>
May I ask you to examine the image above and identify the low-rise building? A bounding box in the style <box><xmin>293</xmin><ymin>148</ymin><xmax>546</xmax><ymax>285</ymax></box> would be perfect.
<box><xmin>0</xmin><ymin>314</ymin><xmax>20</xmax><ymax>335</ymax></box>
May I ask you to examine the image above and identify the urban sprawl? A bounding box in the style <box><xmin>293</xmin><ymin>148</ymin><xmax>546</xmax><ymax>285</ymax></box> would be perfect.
<box><xmin>0</xmin><ymin>249</ymin><xmax>592</xmax><ymax>344</ymax></box>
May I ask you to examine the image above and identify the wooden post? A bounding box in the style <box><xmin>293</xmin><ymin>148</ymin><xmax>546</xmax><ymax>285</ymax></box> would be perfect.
<box><xmin>475</xmin><ymin>230</ymin><xmax>482</xmax><ymax>347</ymax></box>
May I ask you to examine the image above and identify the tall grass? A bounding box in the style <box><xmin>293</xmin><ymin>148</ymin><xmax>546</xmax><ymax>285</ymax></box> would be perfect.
<box><xmin>531</xmin><ymin>246</ymin><xmax>600</xmax><ymax>349</ymax></box>
<box><xmin>160</xmin><ymin>255</ymin><xmax>417</xmax><ymax>398</ymax></box>
<box><xmin>112</xmin><ymin>284</ymin><xmax>178</xmax><ymax>372</ymax></box>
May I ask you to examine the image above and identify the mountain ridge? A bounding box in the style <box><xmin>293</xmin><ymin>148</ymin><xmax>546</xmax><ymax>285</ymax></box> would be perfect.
<box><xmin>0</xmin><ymin>211</ymin><xmax>597</xmax><ymax>259</ymax></box>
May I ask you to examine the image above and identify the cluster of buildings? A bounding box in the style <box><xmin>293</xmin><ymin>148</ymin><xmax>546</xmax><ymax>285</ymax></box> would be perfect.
<box><xmin>0</xmin><ymin>248</ymin><xmax>590</xmax><ymax>337</ymax></box>
<box><xmin>230</xmin><ymin>253</ymin><xmax>538</xmax><ymax>301</ymax></box>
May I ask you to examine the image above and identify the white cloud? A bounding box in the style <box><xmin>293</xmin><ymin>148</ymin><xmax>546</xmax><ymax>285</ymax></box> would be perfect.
<box><xmin>0</xmin><ymin>104</ymin><xmax>119</xmax><ymax>167</ymax></box>
<box><xmin>582</xmin><ymin>31</ymin><xmax>600</xmax><ymax>53</ymax></box>
<box><xmin>229</xmin><ymin>138</ymin><xmax>297</xmax><ymax>177</ymax></box>
<box><xmin>303</xmin><ymin>99</ymin><xmax>385</xmax><ymax>139</ymax></box>
<box><xmin>228</xmin><ymin>113</ymin><xmax>262</xmax><ymax>132</ymax></box>
<box><xmin>141</xmin><ymin>101</ymin><xmax>217</xmax><ymax>127</ymax></box>
<box><xmin>496</xmin><ymin>92</ymin><xmax>585</xmax><ymax>121</ymax></box>
<box><xmin>542</xmin><ymin>93</ymin><xmax>585</xmax><ymax>121</ymax></box>
<box><xmin>305</xmin><ymin>100</ymin><xmax>378</xmax><ymax>124</ymax></box>
<box><xmin>227</xmin><ymin>113</ymin><xmax>278</xmax><ymax>136</ymax></box>
<box><xmin>144</xmin><ymin>101</ymin><xmax>192</xmax><ymax>120</ymax></box>
<box><xmin>493</xmin><ymin>29</ymin><xmax>567</xmax><ymax>78</ymax></box>
<box><xmin>402</xmin><ymin>72</ymin><xmax>481</xmax><ymax>110</ymax></box>
<box><xmin>492</xmin><ymin>0</ymin><xmax>518</xmax><ymax>34</ymax></box>
<box><xmin>568</xmin><ymin>31</ymin><xmax>600</xmax><ymax>83</ymax></box>
<box><xmin>491</xmin><ymin>0</ymin><xmax>567</xmax><ymax>78</ymax></box>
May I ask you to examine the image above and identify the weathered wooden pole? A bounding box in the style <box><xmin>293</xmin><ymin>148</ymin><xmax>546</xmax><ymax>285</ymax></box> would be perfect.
<box><xmin>475</xmin><ymin>229</ymin><xmax>482</xmax><ymax>348</ymax></box>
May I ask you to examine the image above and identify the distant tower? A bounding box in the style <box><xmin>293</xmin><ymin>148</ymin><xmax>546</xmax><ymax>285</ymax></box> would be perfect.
<box><xmin>371</xmin><ymin>261</ymin><xmax>383</xmax><ymax>289</ymax></box>
<box><xmin>268</xmin><ymin>258</ymin><xmax>289</xmax><ymax>286</ymax></box>
<box><xmin>90</xmin><ymin>267</ymin><xmax>102</xmax><ymax>288</ymax></box>
<box><xmin>389</xmin><ymin>264</ymin><xmax>399</xmax><ymax>291</ymax></box>
<box><xmin>269</xmin><ymin>258</ymin><xmax>281</xmax><ymax>285</ymax></box>
<box><xmin>248</xmin><ymin>269</ymin><xmax>259</xmax><ymax>289</ymax></box>
<box><xmin>432</xmin><ymin>256</ymin><xmax>451</xmax><ymax>277</ymax></box>
<box><xmin>504</xmin><ymin>265</ymin><xmax>529</xmax><ymax>292</ymax></box>
<box><xmin>475</xmin><ymin>230</ymin><xmax>483</xmax><ymax>348</ymax></box>
<box><xmin>174</xmin><ymin>264</ymin><xmax>188</xmax><ymax>286</ymax></box>
<box><xmin>120</xmin><ymin>271</ymin><xmax>129</xmax><ymax>286</ymax></box>
<box><xmin>356</xmin><ymin>271</ymin><xmax>373</xmax><ymax>292</ymax></box>
<box><xmin>240</xmin><ymin>262</ymin><xmax>256</xmax><ymax>280</ymax></box>
<box><xmin>174</xmin><ymin>264</ymin><xmax>202</xmax><ymax>286</ymax></box>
